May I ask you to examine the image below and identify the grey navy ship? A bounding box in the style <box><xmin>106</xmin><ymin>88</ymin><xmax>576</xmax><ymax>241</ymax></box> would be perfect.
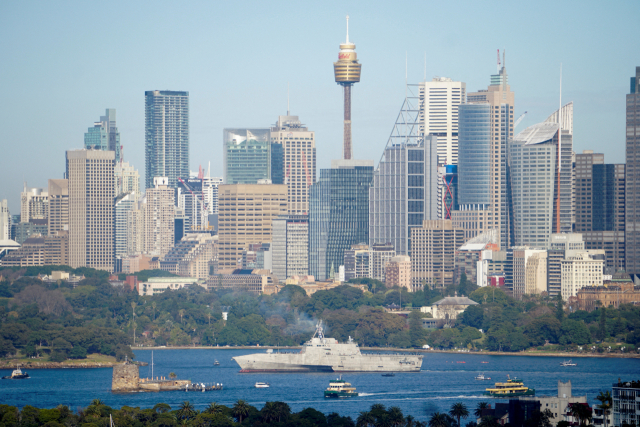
<box><xmin>233</xmin><ymin>321</ymin><xmax>423</xmax><ymax>373</ymax></box>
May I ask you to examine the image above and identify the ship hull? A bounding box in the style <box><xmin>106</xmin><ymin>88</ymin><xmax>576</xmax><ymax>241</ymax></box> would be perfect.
<box><xmin>234</xmin><ymin>353</ymin><xmax>422</xmax><ymax>373</ymax></box>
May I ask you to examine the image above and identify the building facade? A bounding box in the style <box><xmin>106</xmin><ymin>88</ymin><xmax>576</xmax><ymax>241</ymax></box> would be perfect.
<box><xmin>48</xmin><ymin>179</ymin><xmax>68</xmax><ymax>235</ymax></box>
<box><xmin>626</xmin><ymin>67</ymin><xmax>640</xmax><ymax>275</ymax></box>
<box><xmin>145</xmin><ymin>90</ymin><xmax>189</xmax><ymax>189</ymax></box>
<box><xmin>143</xmin><ymin>177</ymin><xmax>175</xmax><ymax>259</ymax></box>
<box><xmin>613</xmin><ymin>379</ymin><xmax>640</xmax><ymax>427</ymax></box>
<box><xmin>385</xmin><ymin>256</ymin><xmax>412</xmax><ymax>290</ymax></box>
<box><xmin>217</xmin><ymin>183</ymin><xmax>288</xmax><ymax>271</ymax></box>
<box><xmin>21</xmin><ymin>184</ymin><xmax>48</xmax><ymax>223</ymax></box>
<box><xmin>410</xmin><ymin>220</ymin><xmax>466</xmax><ymax>290</ymax></box>
<box><xmin>309</xmin><ymin>159</ymin><xmax>374</xmax><ymax>281</ymax></box>
<box><xmin>270</xmin><ymin>115</ymin><xmax>317</xmax><ymax>215</ymax></box>
<box><xmin>114</xmin><ymin>161</ymin><xmax>140</xmax><ymax>198</ymax></box>
<box><xmin>561</xmin><ymin>251</ymin><xmax>605</xmax><ymax>301</ymax></box>
<box><xmin>223</xmin><ymin>128</ymin><xmax>271</xmax><ymax>184</ymax></box>
<box><xmin>369</xmin><ymin>135</ymin><xmax>438</xmax><ymax>255</ymax></box>
<box><xmin>0</xmin><ymin>199</ymin><xmax>10</xmax><ymax>241</ymax></box>
<box><xmin>66</xmin><ymin>149</ymin><xmax>115</xmax><ymax>271</ymax></box>
<box><xmin>418</xmin><ymin>77</ymin><xmax>466</xmax><ymax>165</ymax></box>
<box><xmin>271</xmin><ymin>215</ymin><xmax>309</xmax><ymax>281</ymax></box>
<box><xmin>114</xmin><ymin>193</ymin><xmax>137</xmax><ymax>259</ymax></box>
<box><xmin>84</xmin><ymin>108</ymin><xmax>121</xmax><ymax>163</ymax></box>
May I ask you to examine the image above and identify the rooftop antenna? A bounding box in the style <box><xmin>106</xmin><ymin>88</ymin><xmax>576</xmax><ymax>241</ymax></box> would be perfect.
<box><xmin>346</xmin><ymin>15</ymin><xmax>349</xmax><ymax>43</ymax></box>
<box><xmin>287</xmin><ymin>82</ymin><xmax>290</xmax><ymax>116</ymax></box>
<box><xmin>497</xmin><ymin>49</ymin><xmax>500</xmax><ymax>73</ymax></box>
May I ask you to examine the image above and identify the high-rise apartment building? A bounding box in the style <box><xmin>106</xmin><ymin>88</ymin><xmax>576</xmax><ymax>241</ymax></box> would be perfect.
<box><xmin>561</xmin><ymin>251</ymin><xmax>605</xmax><ymax>301</ymax></box>
<box><xmin>115</xmin><ymin>193</ymin><xmax>137</xmax><ymax>259</ymax></box>
<box><xmin>84</xmin><ymin>109</ymin><xmax>121</xmax><ymax>163</ymax></box>
<box><xmin>270</xmin><ymin>115</ymin><xmax>316</xmax><ymax>215</ymax></box>
<box><xmin>217</xmin><ymin>182</ymin><xmax>287</xmax><ymax>271</ymax></box>
<box><xmin>575</xmin><ymin>151</ymin><xmax>625</xmax><ymax>273</ymax></box>
<box><xmin>143</xmin><ymin>177</ymin><xmax>175</xmax><ymax>259</ymax></box>
<box><xmin>309</xmin><ymin>159</ymin><xmax>373</xmax><ymax>281</ymax></box>
<box><xmin>21</xmin><ymin>184</ymin><xmax>48</xmax><ymax>223</ymax></box>
<box><xmin>462</xmin><ymin>55</ymin><xmax>515</xmax><ymax>249</ymax></box>
<box><xmin>509</xmin><ymin>108</ymin><xmax>573</xmax><ymax>248</ymax></box>
<box><xmin>386</xmin><ymin>256</ymin><xmax>412</xmax><ymax>290</ymax></box>
<box><xmin>625</xmin><ymin>67</ymin><xmax>640</xmax><ymax>274</ymax></box>
<box><xmin>369</xmin><ymin>135</ymin><xmax>438</xmax><ymax>255</ymax></box>
<box><xmin>66</xmin><ymin>149</ymin><xmax>115</xmax><ymax>271</ymax></box>
<box><xmin>0</xmin><ymin>200</ymin><xmax>9</xmax><ymax>241</ymax></box>
<box><xmin>145</xmin><ymin>90</ymin><xmax>189</xmax><ymax>189</ymax></box>
<box><xmin>223</xmin><ymin>128</ymin><xmax>272</xmax><ymax>184</ymax></box>
<box><xmin>272</xmin><ymin>215</ymin><xmax>309</xmax><ymax>281</ymax></box>
<box><xmin>410</xmin><ymin>220</ymin><xmax>466</xmax><ymax>290</ymax></box>
<box><xmin>177</xmin><ymin>177</ymin><xmax>207</xmax><ymax>232</ymax></box>
<box><xmin>419</xmin><ymin>77</ymin><xmax>466</xmax><ymax>165</ymax></box>
<box><xmin>47</xmin><ymin>179</ymin><xmax>68</xmax><ymax>235</ymax></box>
<box><xmin>547</xmin><ymin>233</ymin><xmax>585</xmax><ymax>297</ymax></box>
<box><xmin>114</xmin><ymin>161</ymin><xmax>140</xmax><ymax>198</ymax></box>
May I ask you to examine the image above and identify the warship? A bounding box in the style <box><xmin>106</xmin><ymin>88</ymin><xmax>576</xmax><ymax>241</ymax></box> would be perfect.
<box><xmin>233</xmin><ymin>321</ymin><xmax>423</xmax><ymax>372</ymax></box>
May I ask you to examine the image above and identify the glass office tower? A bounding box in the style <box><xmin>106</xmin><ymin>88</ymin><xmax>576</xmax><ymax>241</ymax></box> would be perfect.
<box><xmin>145</xmin><ymin>90</ymin><xmax>189</xmax><ymax>189</ymax></box>
<box><xmin>309</xmin><ymin>159</ymin><xmax>374</xmax><ymax>280</ymax></box>
<box><xmin>84</xmin><ymin>109</ymin><xmax>121</xmax><ymax>163</ymax></box>
<box><xmin>457</xmin><ymin>103</ymin><xmax>490</xmax><ymax>208</ymax></box>
<box><xmin>223</xmin><ymin>128</ymin><xmax>271</xmax><ymax>184</ymax></box>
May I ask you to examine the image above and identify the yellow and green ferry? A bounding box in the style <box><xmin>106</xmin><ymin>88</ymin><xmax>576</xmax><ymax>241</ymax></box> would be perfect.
<box><xmin>324</xmin><ymin>376</ymin><xmax>358</xmax><ymax>398</ymax></box>
<box><xmin>484</xmin><ymin>376</ymin><xmax>535</xmax><ymax>397</ymax></box>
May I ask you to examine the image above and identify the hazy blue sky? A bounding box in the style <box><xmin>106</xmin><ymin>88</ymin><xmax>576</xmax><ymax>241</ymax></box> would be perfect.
<box><xmin>1</xmin><ymin>0</ymin><xmax>638</xmax><ymax>213</ymax></box>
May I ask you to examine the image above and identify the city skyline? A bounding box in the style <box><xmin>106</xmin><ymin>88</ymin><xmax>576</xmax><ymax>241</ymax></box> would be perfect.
<box><xmin>1</xmin><ymin>1</ymin><xmax>639</xmax><ymax>212</ymax></box>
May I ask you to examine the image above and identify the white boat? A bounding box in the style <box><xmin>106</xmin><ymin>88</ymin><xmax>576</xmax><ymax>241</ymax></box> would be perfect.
<box><xmin>475</xmin><ymin>373</ymin><xmax>491</xmax><ymax>380</ymax></box>
<box><xmin>254</xmin><ymin>382</ymin><xmax>270</xmax><ymax>388</ymax></box>
<box><xmin>560</xmin><ymin>360</ymin><xmax>577</xmax><ymax>366</ymax></box>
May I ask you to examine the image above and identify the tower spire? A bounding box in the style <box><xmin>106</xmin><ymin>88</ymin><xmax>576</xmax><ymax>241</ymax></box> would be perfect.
<box><xmin>346</xmin><ymin>15</ymin><xmax>349</xmax><ymax>44</ymax></box>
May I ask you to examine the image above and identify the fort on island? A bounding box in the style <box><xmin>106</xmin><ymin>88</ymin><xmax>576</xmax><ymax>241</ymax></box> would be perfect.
<box><xmin>112</xmin><ymin>362</ymin><xmax>190</xmax><ymax>392</ymax></box>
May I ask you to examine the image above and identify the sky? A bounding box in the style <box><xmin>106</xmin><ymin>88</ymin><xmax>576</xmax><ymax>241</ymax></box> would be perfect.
<box><xmin>1</xmin><ymin>0</ymin><xmax>638</xmax><ymax>214</ymax></box>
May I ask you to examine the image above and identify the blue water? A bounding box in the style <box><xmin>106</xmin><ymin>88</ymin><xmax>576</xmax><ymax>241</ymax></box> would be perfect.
<box><xmin>1</xmin><ymin>350</ymin><xmax>638</xmax><ymax>422</ymax></box>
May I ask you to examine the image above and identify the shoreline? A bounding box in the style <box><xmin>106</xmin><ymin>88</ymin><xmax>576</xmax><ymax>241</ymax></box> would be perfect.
<box><xmin>133</xmin><ymin>345</ymin><xmax>640</xmax><ymax>359</ymax></box>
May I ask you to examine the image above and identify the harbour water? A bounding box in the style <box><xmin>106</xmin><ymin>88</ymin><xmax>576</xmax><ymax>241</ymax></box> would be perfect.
<box><xmin>1</xmin><ymin>349</ymin><xmax>638</xmax><ymax>422</ymax></box>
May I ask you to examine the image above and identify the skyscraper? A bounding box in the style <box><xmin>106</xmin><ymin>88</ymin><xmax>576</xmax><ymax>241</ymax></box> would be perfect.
<box><xmin>575</xmin><ymin>151</ymin><xmax>625</xmax><ymax>273</ymax></box>
<box><xmin>626</xmin><ymin>66</ymin><xmax>640</xmax><ymax>275</ymax></box>
<box><xmin>67</xmin><ymin>149</ymin><xmax>115</xmax><ymax>271</ymax></box>
<box><xmin>47</xmin><ymin>179</ymin><xmax>68</xmax><ymax>235</ymax></box>
<box><xmin>309</xmin><ymin>159</ymin><xmax>373</xmax><ymax>280</ymax></box>
<box><xmin>223</xmin><ymin>128</ymin><xmax>271</xmax><ymax>184</ymax></box>
<box><xmin>20</xmin><ymin>183</ymin><xmax>48</xmax><ymax>223</ymax></box>
<box><xmin>217</xmin><ymin>182</ymin><xmax>287</xmax><ymax>271</ymax></box>
<box><xmin>419</xmin><ymin>77</ymin><xmax>466</xmax><ymax>165</ymax></box>
<box><xmin>509</xmin><ymin>107</ymin><xmax>573</xmax><ymax>248</ymax></box>
<box><xmin>272</xmin><ymin>214</ymin><xmax>309</xmax><ymax>281</ymax></box>
<box><xmin>145</xmin><ymin>91</ymin><xmax>189</xmax><ymax>189</ymax></box>
<box><xmin>459</xmin><ymin>53</ymin><xmax>515</xmax><ymax>249</ymax></box>
<box><xmin>143</xmin><ymin>177</ymin><xmax>175</xmax><ymax>259</ymax></box>
<box><xmin>369</xmin><ymin>134</ymin><xmax>438</xmax><ymax>255</ymax></box>
<box><xmin>84</xmin><ymin>109</ymin><xmax>121</xmax><ymax>163</ymax></box>
<box><xmin>0</xmin><ymin>200</ymin><xmax>9</xmax><ymax>241</ymax></box>
<box><xmin>114</xmin><ymin>161</ymin><xmax>140</xmax><ymax>198</ymax></box>
<box><xmin>270</xmin><ymin>115</ymin><xmax>317</xmax><ymax>215</ymax></box>
<box><xmin>333</xmin><ymin>16</ymin><xmax>361</xmax><ymax>160</ymax></box>
<box><xmin>114</xmin><ymin>192</ymin><xmax>136</xmax><ymax>259</ymax></box>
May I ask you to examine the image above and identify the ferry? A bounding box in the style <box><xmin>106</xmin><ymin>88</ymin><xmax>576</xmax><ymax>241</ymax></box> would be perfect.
<box><xmin>324</xmin><ymin>376</ymin><xmax>358</xmax><ymax>398</ymax></box>
<box><xmin>484</xmin><ymin>376</ymin><xmax>535</xmax><ymax>397</ymax></box>
<box><xmin>2</xmin><ymin>366</ymin><xmax>29</xmax><ymax>380</ymax></box>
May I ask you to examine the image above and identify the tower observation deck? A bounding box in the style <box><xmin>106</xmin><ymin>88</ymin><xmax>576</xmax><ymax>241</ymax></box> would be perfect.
<box><xmin>333</xmin><ymin>16</ymin><xmax>362</xmax><ymax>160</ymax></box>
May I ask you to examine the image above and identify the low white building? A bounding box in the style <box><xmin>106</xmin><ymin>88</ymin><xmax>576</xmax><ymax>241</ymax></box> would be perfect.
<box><xmin>138</xmin><ymin>277</ymin><xmax>205</xmax><ymax>296</ymax></box>
<box><xmin>420</xmin><ymin>295</ymin><xmax>478</xmax><ymax>322</ymax></box>
<box><xmin>520</xmin><ymin>380</ymin><xmax>586</xmax><ymax>426</ymax></box>
<box><xmin>561</xmin><ymin>251</ymin><xmax>605</xmax><ymax>301</ymax></box>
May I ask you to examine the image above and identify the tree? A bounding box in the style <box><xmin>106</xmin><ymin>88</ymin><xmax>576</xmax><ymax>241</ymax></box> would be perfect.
<box><xmin>273</xmin><ymin>402</ymin><xmax>291</xmax><ymax>422</ymax></box>
<box><xmin>179</xmin><ymin>309</ymin><xmax>186</xmax><ymax>324</ymax></box>
<box><xmin>177</xmin><ymin>401</ymin><xmax>196</xmax><ymax>420</ymax></box>
<box><xmin>169</xmin><ymin>372</ymin><xmax>177</xmax><ymax>379</ymax></box>
<box><xmin>478</xmin><ymin>416</ymin><xmax>499</xmax><ymax>427</ymax></box>
<box><xmin>204</xmin><ymin>402</ymin><xmax>223</xmax><ymax>415</ymax></box>
<box><xmin>261</xmin><ymin>402</ymin><xmax>278</xmax><ymax>423</ymax></box>
<box><xmin>153</xmin><ymin>403</ymin><xmax>171</xmax><ymax>414</ymax></box>
<box><xmin>596</xmin><ymin>390</ymin><xmax>612</xmax><ymax>427</ymax></box>
<box><xmin>449</xmin><ymin>403</ymin><xmax>469</xmax><ymax>427</ymax></box>
<box><xmin>461</xmin><ymin>305</ymin><xmax>484</xmax><ymax>329</ymax></box>
<box><xmin>474</xmin><ymin>403</ymin><xmax>489</xmax><ymax>418</ymax></box>
<box><xmin>152</xmin><ymin>301</ymin><xmax>157</xmax><ymax>321</ymax></box>
<box><xmin>555</xmin><ymin>293</ymin><xmax>564</xmax><ymax>322</ymax></box>
<box><xmin>388</xmin><ymin>406</ymin><xmax>404</xmax><ymax>427</ymax></box>
<box><xmin>597</xmin><ymin>307</ymin><xmax>607</xmax><ymax>341</ymax></box>
<box><xmin>232</xmin><ymin>400</ymin><xmax>250</xmax><ymax>424</ymax></box>
<box><xmin>568</xmin><ymin>403</ymin><xmax>592</xmax><ymax>427</ymax></box>
<box><xmin>429</xmin><ymin>412</ymin><xmax>451</xmax><ymax>427</ymax></box>
<box><xmin>356</xmin><ymin>411</ymin><xmax>376</xmax><ymax>427</ymax></box>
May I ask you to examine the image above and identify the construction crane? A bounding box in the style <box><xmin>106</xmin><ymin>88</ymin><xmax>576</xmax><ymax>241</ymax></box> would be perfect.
<box><xmin>514</xmin><ymin>111</ymin><xmax>528</xmax><ymax>130</ymax></box>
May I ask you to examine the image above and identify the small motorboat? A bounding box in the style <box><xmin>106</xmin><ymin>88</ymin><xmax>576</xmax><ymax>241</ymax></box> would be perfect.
<box><xmin>475</xmin><ymin>373</ymin><xmax>491</xmax><ymax>380</ymax></box>
<box><xmin>560</xmin><ymin>360</ymin><xmax>577</xmax><ymax>367</ymax></box>
<box><xmin>254</xmin><ymin>382</ymin><xmax>270</xmax><ymax>388</ymax></box>
<box><xmin>213</xmin><ymin>360</ymin><xmax>220</xmax><ymax>366</ymax></box>
<box><xmin>2</xmin><ymin>366</ymin><xmax>29</xmax><ymax>380</ymax></box>
<box><xmin>382</xmin><ymin>373</ymin><xmax>395</xmax><ymax>377</ymax></box>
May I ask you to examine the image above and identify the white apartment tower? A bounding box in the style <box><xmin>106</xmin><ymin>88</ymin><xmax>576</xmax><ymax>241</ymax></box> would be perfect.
<box><xmin>271</xmin><ymin>215</ymin><xmax>309</xmax><ymax>281</ymax></box>
<box><xmin>0</xmin><ymin>200</ymin><xmax>9</xmax><ymax>241</ymax></box>
<box><xmin>144</xmin><ymin>177</ymin><xmax>175</xmax><ymax>259</ymax></box>
<box><xmin>115</xmin><ymin>161</ymin><xmax>141</xmax><ymax>198</ymax></box>
<box><xmin>20</xmin><ymin>183</ymin><xmax>48</xmax><ymax>223</ymax></box>
<box><xmin>66</xmin><ymin>149</ymin><xmax>115</xmax><ymax>271</ymax></box>
<box><xmin>419</xmin><ymin>77</ymin><xmax>466</xmax><ymax>166</ymax></box>
<box><xmin>270</xmin><ymin>115</ymin><xmax>316</xmax><ymax>215</ymax></box>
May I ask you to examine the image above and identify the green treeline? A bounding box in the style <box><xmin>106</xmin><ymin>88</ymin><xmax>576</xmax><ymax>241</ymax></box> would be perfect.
<box><xmin>0</xmin><ymin>400</ymin><xmax>431</xmax><ymax>427</ymax></box>
<box><xmin>1</xmin><ymin>267</ymin><xmax>639</xmax><ymax>362</ymax></box>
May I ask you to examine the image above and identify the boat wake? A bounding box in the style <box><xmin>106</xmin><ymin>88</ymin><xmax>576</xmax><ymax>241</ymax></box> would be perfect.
<box><xmin>358</xmin><ymin>392</ymin><xmax>485</xmax><ymax>399</ymax></box>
